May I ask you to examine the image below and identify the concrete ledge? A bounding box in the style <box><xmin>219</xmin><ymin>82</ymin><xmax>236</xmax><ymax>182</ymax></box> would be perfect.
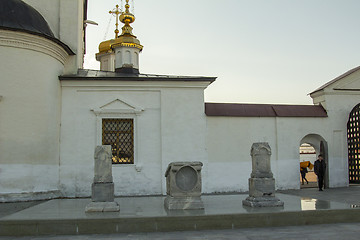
<box><xmin>1</xmin><ymin>192</ymin><xmax>359</xmax><ymax>236</ymax></box>
<box><xmin>1</xmin><ymin>208</ymin><xmax>360</xmax><ymax>236</ymax></box>
<box><xmin>0</xmin><ymin>191</ymin><xmax>61</xmax><ymax>203</ymax></box>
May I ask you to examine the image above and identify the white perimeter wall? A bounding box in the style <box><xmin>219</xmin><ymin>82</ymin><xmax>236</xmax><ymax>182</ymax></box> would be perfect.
<box><xmin>206</xmin><ymin>114</ymin><xmax>349</xmax><ymax>193</ymax></box>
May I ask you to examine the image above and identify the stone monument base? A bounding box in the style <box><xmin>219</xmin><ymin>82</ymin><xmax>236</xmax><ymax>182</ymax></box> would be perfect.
<box><xmin>248</xmin><ymin>177</ymin><xmax>275</xmax><ymax>197</ymax></box>
<box><xmin>243</xmin><ymin>177</ymin><xmax>284</xmax><ymax>207</ymax></box>
<box><xmin>92</xmin><ymin>182</ymin><xmax>114</xmax><ymax>202</ymax></box>
<box><xmin>242</xmin><ymin>196</ymin><xmax>284</xmax><ymax>207</ymax></box>
<box><xmin>85</xmin><ymin>201</ymin><xmax>120</xmax><ymax>212</ymax></box>
<box><xmin>164</xmin><ymin>196</ymin><xmax>204</xmax><ymax>210</ymax></box>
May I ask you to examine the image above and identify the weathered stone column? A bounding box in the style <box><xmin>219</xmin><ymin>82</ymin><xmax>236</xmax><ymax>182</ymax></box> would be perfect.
<box><xmin>85</xmin><ymin>145</ymin><xmax>120</xmax><ymax>212</ymax></box>
<box><xmin>242</xmin><ymin>143</ymin><xmax>284</xmax><ymax>207</ymax></box>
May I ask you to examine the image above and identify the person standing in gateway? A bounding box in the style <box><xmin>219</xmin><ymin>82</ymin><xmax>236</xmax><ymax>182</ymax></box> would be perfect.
<box><xmin>314</xmin><ymin>154</ymin><xmax>326</xmax><ymax>191</ymax></box>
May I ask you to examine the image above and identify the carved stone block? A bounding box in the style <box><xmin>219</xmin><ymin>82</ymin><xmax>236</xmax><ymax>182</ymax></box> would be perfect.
<box><xmin>248</xmin><ymin>177</ymin><xmax>276</xmax><ymax>198</ymax></box>
<box><xmin>242</xmin><ymin>195</ymin><xmax>284</xmax><ymax>207</ymax></box>
<box><xmin>94</xmin><ymin>145</ymin><xmax>113</xmax><ymax>183</ymax></box>
<box><xmin>250</xmin><ymin>142</ymin><xmax>273</xmax><ymax>178</ymax></box>
<box><xmin>164</xmin><ymin>162</ymin><xmax>204</xmax><ymax>210</ymax></box>
<box><xmin>91</xmin><ymin>182</ymin><xmax>114</xmax><ymax>202</ymax></box>
<box><xmin>243</xmin><ymin>143</ymin><xmax>284</xmax><ymax>207</ymax></box>
<box><xmin>86</xmin><ymin>145</ymin><xmax>119</xmax><ymax>212</ymax></box>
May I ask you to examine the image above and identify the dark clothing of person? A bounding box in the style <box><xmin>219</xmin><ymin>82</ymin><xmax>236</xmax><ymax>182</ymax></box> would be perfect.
<box><xmin>300</xmin><ymin>167</ymin><xmax>308</xmax><ymax>184</ymax></box>
<box><xmin>317</xmin><ymin>174</ymin><xmax>324</xmax><ymax>191</ymax></box>
<box><xmin>314</xmin><ymin>159</ymin><xmax>326</xmax><ymax>190</ymax></box>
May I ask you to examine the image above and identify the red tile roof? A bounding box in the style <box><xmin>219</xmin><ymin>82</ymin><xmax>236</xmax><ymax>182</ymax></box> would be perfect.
<box><xmin>205</xmin><ymin>103</ymin><xmax>327</xmax><ymax>117</ymax></box>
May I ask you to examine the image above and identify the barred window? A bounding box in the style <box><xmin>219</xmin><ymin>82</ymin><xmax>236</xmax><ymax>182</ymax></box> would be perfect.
<box><xmin>102</xmin><ymin>119</ymin><xmax>134</xmax><ymax>164</ymax></box>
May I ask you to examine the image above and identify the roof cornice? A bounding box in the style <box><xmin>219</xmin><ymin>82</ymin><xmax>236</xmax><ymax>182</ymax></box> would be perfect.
<box><xmin>0</xmin><ymin>29</ymin><xmax>72</xmax><ymax>64</ymax></box>
<box><xmin>59</xmin><ymin>69</ymin><xmax>216</xmax><ymax>83</ymax></box>
<box><xmin>0</xmin><ymin>27</ymin><xmax>75</xmax><ymax>55</ymax></box>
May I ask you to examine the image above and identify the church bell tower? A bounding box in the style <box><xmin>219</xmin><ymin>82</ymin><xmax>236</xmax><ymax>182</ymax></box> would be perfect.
<box><xmin>96</xmin><ymin>0</ymin><xmax>143</xmax><ymax>73</ymax></box>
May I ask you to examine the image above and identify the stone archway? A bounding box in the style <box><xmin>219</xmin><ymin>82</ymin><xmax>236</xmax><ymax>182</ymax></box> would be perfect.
<box><xmin>348</xmin><ymin>103</ymin><xmax>360</xmax><ymax>183</ymax></box>
<box><xmin>300</xmin><ymin>134</ymin><xmax>329</xmax><ymax>188</ymax></box>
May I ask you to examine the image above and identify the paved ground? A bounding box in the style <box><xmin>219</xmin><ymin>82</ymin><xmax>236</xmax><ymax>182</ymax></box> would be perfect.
<box><xmin>0</xmin><ymin>201</ymin><xmax>45</xmax><ymax>218</ymax></box>
<box><xmin>279</xmin><ymin>185</ymin><xmax>360</xmax><ymax>206</ymax></box>
<box><xmin>1</xmin><ymin>222</ymin><xmax>360</xmax><ymax>240</ymax></box>
<box><xmin>1</xmin><ymin>186</ymin><xmax>360</xmax><ymax>239</ymax></box>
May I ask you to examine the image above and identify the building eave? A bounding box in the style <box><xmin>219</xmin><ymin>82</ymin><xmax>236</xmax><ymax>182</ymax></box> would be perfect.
<box><xmin>59</xmin><ymin>69</ymin><xmax>217</xmax><ymax>83</ymax></box>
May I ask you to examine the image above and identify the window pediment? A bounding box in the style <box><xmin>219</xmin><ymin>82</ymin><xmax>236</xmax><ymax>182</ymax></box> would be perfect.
<box><xmin>91</xmin><ymin>98</ymin><xmax>144</xmax><ymax>115</ymax></box>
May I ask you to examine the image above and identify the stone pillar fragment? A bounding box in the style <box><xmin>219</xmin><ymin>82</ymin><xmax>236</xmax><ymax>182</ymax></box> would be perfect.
<box><xmin>85</xmin><ymin>145</ymin><xmax>120</xmax><ymax>212</ymax></box>
<box><xmin>164</xmin><ymin>162</ymin><xmax>204</xmax><ymax>210</ymax></box>
<box><xmin>242</xmin><ymin>143</ymin><xmax>284</xmax><ymax>207</ymax></box>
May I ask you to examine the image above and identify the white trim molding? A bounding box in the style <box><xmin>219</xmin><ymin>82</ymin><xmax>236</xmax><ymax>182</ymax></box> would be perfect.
<box><xmin>0</xmin><ymin>30</ymin><xmax>69</xmax><ymax>64</ymax></box>
<box><xmin>91</xmin><ymin>97</ymin><xmax>144</xmax><ymax>116</ymax></box>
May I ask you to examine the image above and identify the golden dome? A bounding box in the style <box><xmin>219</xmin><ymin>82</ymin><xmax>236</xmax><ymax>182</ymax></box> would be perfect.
<box><xmin>97</xmin><ymin>0</ymin><xmax>142</xmax><ymax>55</ymax></box>
<box><xmin>98</xmin><ymin>37</ymin><xmax>143</xmax><ymax>54</ymax></box>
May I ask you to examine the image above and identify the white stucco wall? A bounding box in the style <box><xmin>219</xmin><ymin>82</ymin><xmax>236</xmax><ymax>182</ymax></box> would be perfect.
<box><xmin>60</xmin><ymin>80</ymin><xmax>209</xmax><ymax>197</ymax></box>
<box><xmin>0</xmin><ymin>31</ymin><xmax>67</xmax><ymax>196</ymax></box>
<box><xmin>60</xmin><ymin>0</ymin><xmax>85</xmax><ymax>72</ymax></box>
<box><xmin>159</xmin><ymin>87</ymin><xmax>208</xmax><ymax>194</ymax></box>
<box><xmin>205</xmin><ymin>117</ymin><xmax>275</xmax><ymax>193</ymax></box>
<box><xmin>206</xmin><ymin>114</ymin><xmax>348</xmax><ymax>193</ymax></box>
<box><xmin>97</xmin><ymin>52</ymin><xmax>115</xmax><ymax>71</ymax></box>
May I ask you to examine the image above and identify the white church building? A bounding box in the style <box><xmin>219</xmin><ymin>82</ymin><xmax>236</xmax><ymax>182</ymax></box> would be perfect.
<box><xmin>1</xmin><ymin>0</ymin><xmax>359</xmax><ymax>201</ymax></box>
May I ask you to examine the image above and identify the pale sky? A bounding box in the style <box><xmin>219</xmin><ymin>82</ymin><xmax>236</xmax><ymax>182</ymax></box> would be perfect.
<box><xmin>84</xmin><ymin>0</ymin><xmax>360</xmax><ymax>105</ymax></box>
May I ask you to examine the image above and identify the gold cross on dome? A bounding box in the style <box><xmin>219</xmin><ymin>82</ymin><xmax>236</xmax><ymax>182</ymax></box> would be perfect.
<box><xmin>109</xmin><ymin>4</ymin><xmax>121</xmax><ymax>38</ymax></box>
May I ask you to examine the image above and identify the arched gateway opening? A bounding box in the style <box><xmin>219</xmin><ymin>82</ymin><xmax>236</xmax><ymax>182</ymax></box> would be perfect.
<box><xmin>300</xmin><ymin>134</ymin><xmax>329</xmax><ymax>189</ymax></box>
<box><xmin>348</xmin><ymin>103</ymin><xmax>360</xmax><ymax>183</ymax></box>
<box><xmin>299</xmin><ymin>143</ymin><xmax>317</xmax><ymax>188</ymax></box>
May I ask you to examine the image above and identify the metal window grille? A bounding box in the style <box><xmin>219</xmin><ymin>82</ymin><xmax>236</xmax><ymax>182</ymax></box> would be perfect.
<box><xmin>348</xmin><ymin>104</ymin><xmax>360</xmax><ymax>183</ymax></box>
<box><xmin>102</xmin><ymin>119</ymin><xmax>134</xmax><ymax>164</ymax></box>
